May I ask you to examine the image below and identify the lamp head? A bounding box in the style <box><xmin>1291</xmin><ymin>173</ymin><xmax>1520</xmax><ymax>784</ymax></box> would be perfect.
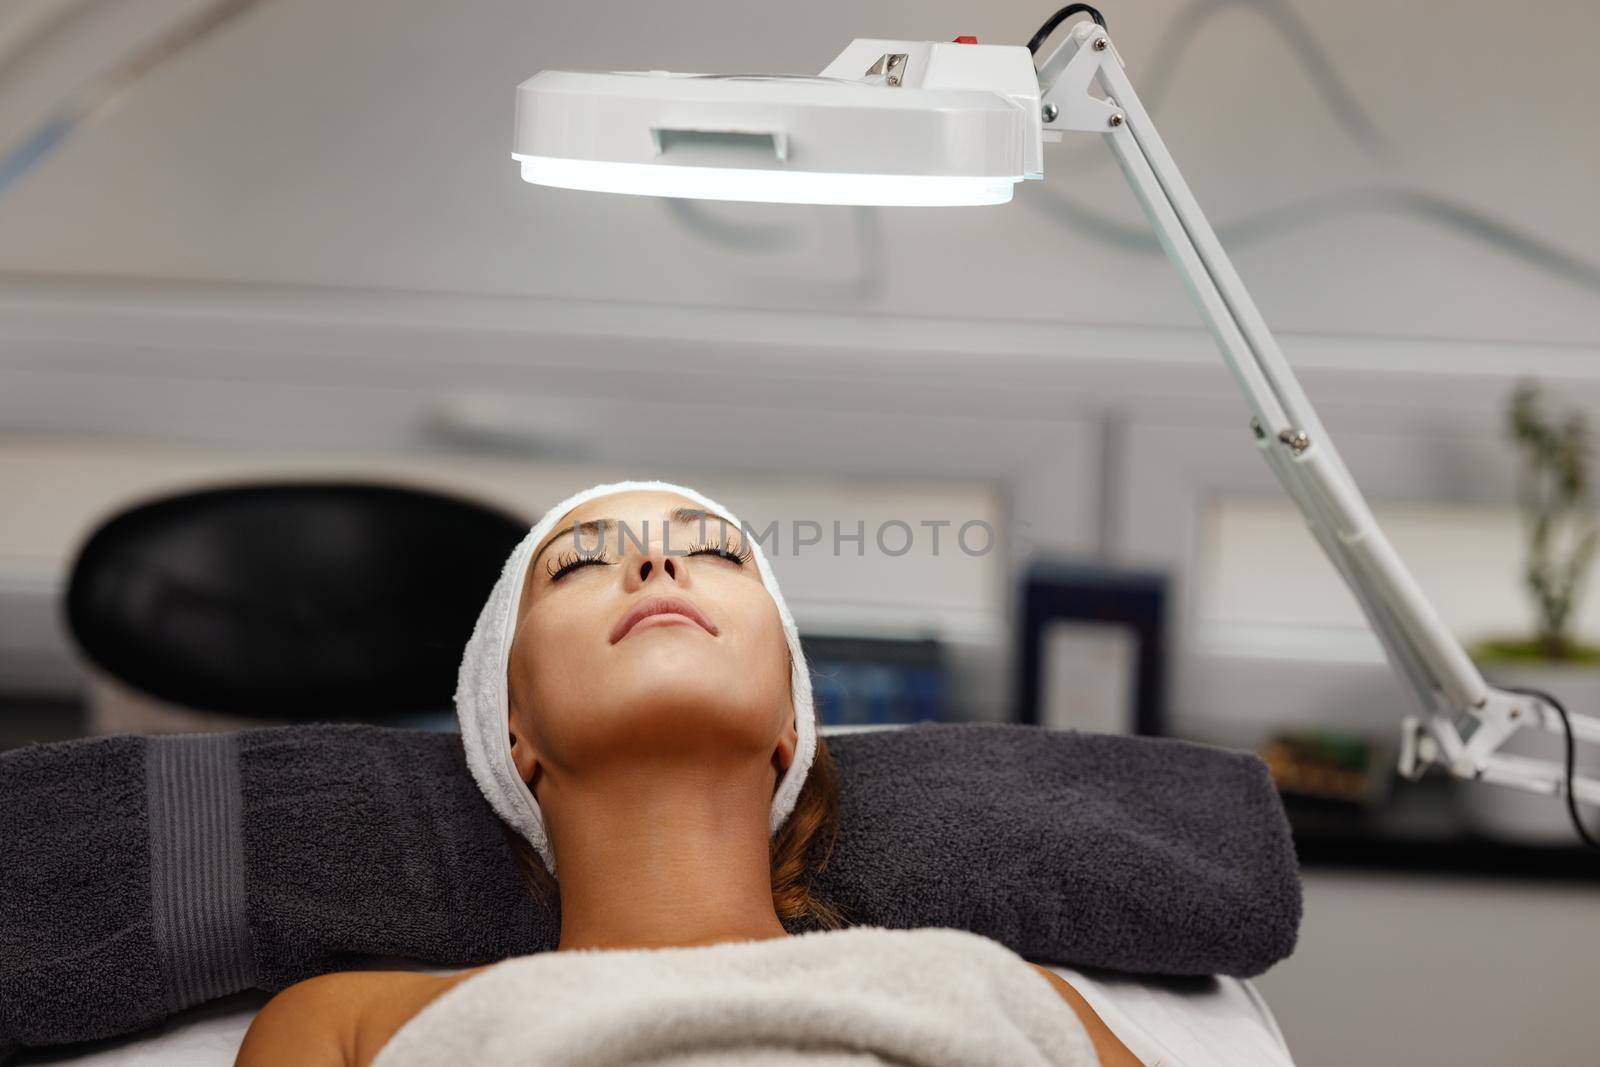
<box><xmin>512</xmin><ymin>39</ymin><xmax>1045</xmax><ymax>206</ymax></box>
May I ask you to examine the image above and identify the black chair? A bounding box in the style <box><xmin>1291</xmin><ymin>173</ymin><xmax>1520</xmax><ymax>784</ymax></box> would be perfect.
<box><xmin>64</xmin><ymin>481</ymin><xmax>528</xmax><ymax>728</ymax></box>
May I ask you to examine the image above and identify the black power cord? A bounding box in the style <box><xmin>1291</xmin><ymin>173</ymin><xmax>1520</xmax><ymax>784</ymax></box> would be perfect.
<box><xmin>1499</xmin><ymin>684</ymin><xmax>1600</xmax><ymax>850</ymax></box>
<box><xmin>1026</xmin><ymin>4</ymin><xmax>1107</xmax><ymax>55</ymax></box>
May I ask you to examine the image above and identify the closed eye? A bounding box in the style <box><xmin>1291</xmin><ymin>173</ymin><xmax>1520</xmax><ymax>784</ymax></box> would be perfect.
<box><xmin>687</xmin><ymin>544</ymin><xmax>749</xmax><ymax>566</ymax></box>
<box><xmin>546</xmin><ymin>551</ymin><xmax>614</xmax><ymax>581</ymax></box>
<box><xmin>546</xmin><ymin>539</ymin><xmax>752</xmax><ymax>582</ymax></box>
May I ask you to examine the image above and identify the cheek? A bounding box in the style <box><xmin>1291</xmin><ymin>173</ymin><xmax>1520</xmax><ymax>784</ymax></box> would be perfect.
<box><xmin>512</xmin><ymin>602</ymin><xmax>604</xmax><ymax>744</ymax></box>
<box><xmin>724</xmin><ymin>595</ymin><xmax>794</xmax><ymax>709</ymax></box>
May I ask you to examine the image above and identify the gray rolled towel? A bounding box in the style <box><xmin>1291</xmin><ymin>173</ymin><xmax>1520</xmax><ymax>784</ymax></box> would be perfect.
<box><xmin>0</xmin><ymin>721</ymin><xmax>1301</xmax><ymax>1060</ymax></box>
<box><xmin>819</xmin><ymin>723</ymin><xmax>1302</xmax><ymax>978</ymax></box>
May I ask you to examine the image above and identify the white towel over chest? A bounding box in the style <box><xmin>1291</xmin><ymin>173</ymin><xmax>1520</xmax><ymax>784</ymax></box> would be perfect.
<box><xmin>370</xmin><ymin>925</ymin><xmax>1098</xmax><ymax>1067</ymax></box>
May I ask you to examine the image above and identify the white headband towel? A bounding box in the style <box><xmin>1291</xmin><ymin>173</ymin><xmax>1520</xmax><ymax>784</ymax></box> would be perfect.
<box><xmin>455</xmin><ymin>479</ymin><xmax>817</xmax><ymax>879</ymax></box>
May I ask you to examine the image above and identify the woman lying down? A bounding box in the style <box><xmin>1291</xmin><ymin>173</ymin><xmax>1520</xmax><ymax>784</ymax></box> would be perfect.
<box><xmin>233</xmin><ymin>482</ymin><xmax>1211</xmax><ymax>1066</ymax></box>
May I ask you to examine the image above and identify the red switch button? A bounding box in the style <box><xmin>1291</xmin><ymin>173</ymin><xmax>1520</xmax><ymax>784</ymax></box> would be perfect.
<box><xmin>952</xmin><ymin>35</ymin><xmax>978</xmax><ymax>44</ymax></box>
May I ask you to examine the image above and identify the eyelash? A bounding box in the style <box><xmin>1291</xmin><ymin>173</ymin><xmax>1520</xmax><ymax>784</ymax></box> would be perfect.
<box><xmin>544</xmin><ymin>538</ymin><xmax>753</xmax><ymax>581</ymax></box>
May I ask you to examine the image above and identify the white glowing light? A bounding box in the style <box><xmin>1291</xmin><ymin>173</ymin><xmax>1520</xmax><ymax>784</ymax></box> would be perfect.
<box><xmin>514</xmin><ymin>154</ymin><xmax>1018</xmax><ymax>207</ymax></box>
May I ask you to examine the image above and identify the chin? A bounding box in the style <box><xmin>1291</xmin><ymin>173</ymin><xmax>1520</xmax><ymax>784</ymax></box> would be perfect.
<box><xmin>599</xmin><ymin>647</ymin><xmax>780</xmax><ymax>752</ymax></box>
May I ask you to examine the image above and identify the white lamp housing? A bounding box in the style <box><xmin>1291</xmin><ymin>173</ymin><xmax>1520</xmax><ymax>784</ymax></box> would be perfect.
<box><xmin>512</xmin><ymin>39</ymin><xmax>1044</xmax><ymax>205</ymax></box>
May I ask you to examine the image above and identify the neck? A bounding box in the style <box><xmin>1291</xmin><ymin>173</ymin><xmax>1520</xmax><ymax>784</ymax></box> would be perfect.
<box><xmin>544</xmin><ymin>758</ymin><xmax>790</xmax><ymax>953</ymax></box>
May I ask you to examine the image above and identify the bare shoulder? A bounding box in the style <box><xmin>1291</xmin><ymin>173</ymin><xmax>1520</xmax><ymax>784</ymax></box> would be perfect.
<box><xmin>234</xmin><ymin>971</ymin><xmax>362</xmax><ymax>1067</ymax></box>
<box><xmin>234</xmin><ymin>966</ymin><xmax>492</xmax><ymax>1067</ymax></box>
<box><xmin>348</xmin><ymin>965</ymin><xmax>493</xmax><ymax>1067</ymax></box>
<box><xmin>1026</xmin><ymin>962</ymin><xmax>1146</xmax><ymax>1067</ymax></box>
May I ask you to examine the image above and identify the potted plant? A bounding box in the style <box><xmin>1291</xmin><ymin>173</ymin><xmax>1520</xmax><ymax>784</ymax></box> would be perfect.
<box><xmin>1462</xmin><ymin>380</ymin><xmax>1600</xmax><ymax>842</ymax></box>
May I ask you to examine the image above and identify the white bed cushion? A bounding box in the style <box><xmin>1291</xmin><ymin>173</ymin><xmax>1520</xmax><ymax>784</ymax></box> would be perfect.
<box><xmin>17</xmin><ymin>960</ymin><xmax>1295</xmax><ymax>1066</ymax></box>
<box><xmin>1041</xmin><ymin>962</ymin><xmax>1297</xmax><ymax>1067</ymax></box>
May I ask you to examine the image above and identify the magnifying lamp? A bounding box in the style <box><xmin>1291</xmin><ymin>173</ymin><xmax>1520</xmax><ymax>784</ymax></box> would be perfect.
<box><xmin>512</xmin><ymin>5</ymin><xmax>1600</xmax><ymax>842</ymax></box>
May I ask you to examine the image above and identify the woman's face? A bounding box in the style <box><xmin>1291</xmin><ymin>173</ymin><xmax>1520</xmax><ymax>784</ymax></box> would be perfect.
<box><xmin>506</xmin><ymin>490</ymin><xmax>796</xmax><ymax>802</ymax></box>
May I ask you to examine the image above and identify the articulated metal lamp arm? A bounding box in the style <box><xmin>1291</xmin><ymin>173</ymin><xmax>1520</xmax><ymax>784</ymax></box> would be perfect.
<box><xmin>1035</xmin><ymin>21</ymin><xmax>1600</xmax><ymax>810</ymax></box>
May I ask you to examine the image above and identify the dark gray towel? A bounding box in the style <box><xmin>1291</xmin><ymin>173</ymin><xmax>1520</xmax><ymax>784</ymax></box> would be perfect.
<box><xmin>0</xmin><ymin>722</ymin><xmax>1300</xmax><ymax>1059</ymax></box>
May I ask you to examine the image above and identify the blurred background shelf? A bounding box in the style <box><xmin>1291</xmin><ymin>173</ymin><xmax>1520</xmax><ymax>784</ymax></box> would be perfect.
<box><xmin>1284</xmin><ymin>777</ymin><xmax>1600</xmax><ymax>884</ymax></box>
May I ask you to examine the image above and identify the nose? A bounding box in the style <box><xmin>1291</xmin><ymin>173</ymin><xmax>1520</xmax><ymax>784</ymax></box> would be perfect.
<box><xmin>625</xmin><ymin>537</ymin><xmax>681</xmax><ymax>589</ymax></box>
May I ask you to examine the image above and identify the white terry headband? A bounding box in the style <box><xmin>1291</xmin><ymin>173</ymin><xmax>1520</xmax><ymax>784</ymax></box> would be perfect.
<box><xmin>455</xmin><ymin>479</ymin><xmax>817</xmax><ymax>879</ymax></box>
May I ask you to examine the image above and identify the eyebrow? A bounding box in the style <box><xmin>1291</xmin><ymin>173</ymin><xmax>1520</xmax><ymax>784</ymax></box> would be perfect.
<box><xmin>527</xmin><ymin>505</ymin><xmax>740</xmax><ymax>583</ymax></box>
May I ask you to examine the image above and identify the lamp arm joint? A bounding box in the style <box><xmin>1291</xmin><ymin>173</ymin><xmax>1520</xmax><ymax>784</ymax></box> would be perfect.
<box><xmin>1036</xmin><ymin>21</ymin><xmax>1124</xmax><ymax>132</ymax></box>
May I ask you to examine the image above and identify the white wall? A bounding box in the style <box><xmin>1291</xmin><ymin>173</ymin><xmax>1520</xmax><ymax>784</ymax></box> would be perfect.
<box><xmin>1256</xmin><ymin>871</ymin><xmax>1600</xmax><ymax>1067</ymax></box>
<box><xmin>0</xmin><ymin>0</ymin><xmax>1595</xmax><ymax>342</ymax></box>
<box><xmin>9</xmin><ymin>283</ymin><xmax>1600</xmax><ymax>745</ymax></box>
<box><xmin>0</xmin><ymin>435</ymin><xmax>1014</xmax><ymax>714</ymax></box>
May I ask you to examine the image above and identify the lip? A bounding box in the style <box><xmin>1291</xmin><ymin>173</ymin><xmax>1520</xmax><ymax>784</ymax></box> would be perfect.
<box><xmin>610</xmin><ymin>595</ymin><xmax>719</xmax><ymax>645</ymax></box>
